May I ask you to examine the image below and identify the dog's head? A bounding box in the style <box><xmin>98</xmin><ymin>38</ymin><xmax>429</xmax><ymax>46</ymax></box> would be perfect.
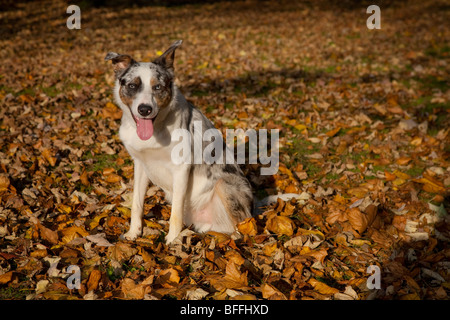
<box><xmin>105</xmin><ymin>40</ymin><xmax>182</xmax><ymax>141</ymax></box>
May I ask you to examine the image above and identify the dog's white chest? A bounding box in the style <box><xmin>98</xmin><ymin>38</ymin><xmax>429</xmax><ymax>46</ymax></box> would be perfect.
<box><xmin>120</xmin><ymin>122</ymin><xmax>176</xmax><ymax>193</ymax></box>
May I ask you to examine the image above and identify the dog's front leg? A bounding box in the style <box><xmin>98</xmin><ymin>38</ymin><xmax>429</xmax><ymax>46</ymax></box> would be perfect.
<box><xmin>165</xmin><ymin>165</ymin><xmax>190</xmax><ymax>244</ymax></box>
<box><xmin>122</xmin><ymin>159</ymin><xmax>148</xmax><ymax>241</ymax></box>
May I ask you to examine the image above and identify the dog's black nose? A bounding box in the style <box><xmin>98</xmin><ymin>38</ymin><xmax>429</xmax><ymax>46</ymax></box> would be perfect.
<box><xmin>137</xmin><ymin>104</ymin><xmax>153</xmax><ymax>117</ymax></box>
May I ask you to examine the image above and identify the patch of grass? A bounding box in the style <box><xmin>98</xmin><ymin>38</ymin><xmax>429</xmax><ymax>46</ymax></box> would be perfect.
<box><xmin>17</xmin><ymin>87</ymin><xmax>36</xmax><ymax>96</ymax></box>
<box><xmin>415</xmin><ymin>75</ymin><xmax>449</xmax><ymax>92</ymax></box>
<box><xmin>81</xmin><ymin>152</ymin><xmax>119</xmax><ymax>172</ymax></box>
<box><xmin>406</xmin><ymin>167</ymin><xmax>423</xmax><ymax>177</ymax></box>
<box><xmin>283</xmin><ymin>137</ymin><xmax>322</xmax><ymax>177</ymax></box>
<box><xmin>425</xmin><ymin>45</ymin><xmax>450</xmax><ymax>59</ymax></box>
<box><xmin>326</xmin><ymin>172</ymin><xmax>340</xmax><ymax>181</ymax></box>
<box><xmin>372</xmin><ymin>165</ymin><xmax>389</xmax><ymax>173</ymax></box>
<box><xmin>0</xmin><ymin>284</ymin><xmax>33</xmax><ymax>300</ymax></box>
<box><xmin>190</xmin><ymin>89</ymin><xmax>209</xmax><ymax>97</ymax></box>
<box><xmin>41</xmin><ymin>85</ymin><xmax>59</xmax><ymax>98</ymax></box>
<box><xmin>324</xmin><ymin>65</ymin><xmax>336</xmax><ymax>74</ymax></box>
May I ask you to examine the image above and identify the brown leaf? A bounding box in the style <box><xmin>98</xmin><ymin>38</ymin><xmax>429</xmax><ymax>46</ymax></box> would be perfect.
<box><xmin>347</xmin><ymin>208</ymin><xmax>369</xmax><ymax>235</ymax></box>
<box><xmin>308</xmin><ymin>278</ymin><xmax>339</xmax><ymax>295</ymax></box>
<box><xmin>263</xmin><ymin>242</ymin><xmax>277</xmax><ymax>256</ymax></box>
<box><xmin>107</xmin><ymin>242</ymin><xmax>138</xmax><ymax>262</ymax></box>
<box><xmin>396</xmin><ymin>157</ymin><xmax>412</xmax><ymax>165</ymax></box>
<box><xmin>384</xmin><ymin>171</ymin><xmax>396</xmax><ymax>181</ymax></box>
<box><xmin>305</xmin><ymin>248</ymin><xmax>328</xmax><ymax>265</ymax></box>
<box><xmin>42</xmin><ymin>148</ymin><xmax>57</xmax><ymax>166</ymax></box>
<box><xmin>266</xmin><ymin>215</ymin><xmax>294</xmax><ymax>236</ymax></box>
<box><xmin>61</xmin><ymin>226</ymin><xmax>89</xmax><ymax>244</ymax></box>
<box><xmin>261</xmin><ymin>283</ymin><xmax>287</xmax><ymax>300</ymax></box>
<box><xmin>87</xmin><ymin>269</ymin><xmax>102</xmax><ymax>292</ymax></box>
<box><xmin>224</xmin><ymin>250</ymin><xmax>245</xmax><ymax>266</ymax></box>
<box><xmin>102</xmin><ymin>167</ymin><xmax>116</xmax><ymax>176</ymax></box>
<box><xmin>157</xmin><ymin>268</ymin><xmax>181</xmax><ymax>288</ymax></box>
<box><xmin>37</xmin><ymin>223</ymin><xmax>59</xmax><ymax>245</ymax></box>
<box><xmin>347</xmin><ymin>187</ymin><xmax>369</xmax><ymax>198</ymax></box>
<box><xmin>325</xmin><ymin>127</ymin><xmax>341</xmax><ymax>137</ymax></box>
<box><xmin>0</xmin><ymin>175</ymin><xmax>10</xmax><ymax>192</ymax></box>
<box><xmin>413</xmin><ymin>176</ymin><xmax>446</xmax><ymax>194</ymax></box>
<box><xmin>121</xmin><ymin>278</ymin><xmax>146</xmax><ymax>299</ymax></box>
<box><xmin>105</xmin><ymin>173</ymin><xmax>122</xmax><ymax>183</ymax></box>
<box><xmin>0</xmin><ymin>271</ymin><xmax>17</xmax><ymax>285</ymax></box>
<box><xmin>80</xmin><ymin>170</ymin><xmax>90</xmax><ymax>186</ymax></box>
<box><xmin>102</xmin><ymin>102</ymin><xmax>123</xmax><ymax>120</ymax></box>
<box><xmin>237</xmin><ymin>217</ymin><xmax>258</xmax><ymax>236</ymax></box>
<box><xmin>209</xmin><ymin>261</ymin><xmax>248</xmax><ymax>291</ymax></box>
<box><xmin>392</xmin><ymin>215</ymin><xmax>407</xmax><ymax>231</ymax></box>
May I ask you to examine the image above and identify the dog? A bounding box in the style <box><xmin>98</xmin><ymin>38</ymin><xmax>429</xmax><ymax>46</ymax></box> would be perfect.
<box><xmin>105</xmin><ymin>40</ymin><xmax>253</xmax><ymax>244</ymax></box>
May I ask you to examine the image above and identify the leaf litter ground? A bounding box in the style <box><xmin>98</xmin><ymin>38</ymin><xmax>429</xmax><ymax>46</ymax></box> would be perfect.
<box><xmin>0</xmin><ymin>0</ymin><xmax>449</xmax><ymax>300</ymax></box>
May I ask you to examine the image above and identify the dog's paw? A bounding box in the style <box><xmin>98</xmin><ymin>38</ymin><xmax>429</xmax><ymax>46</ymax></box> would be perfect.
<box><xmin>165</xmin><ymin>230</ymin><xmax>180</xmax><ymax>245</ymax></box>
<box><xmin>120</xmin><ymin>230</ymin><xmax>140</xmax><ymax>241</ymax></box>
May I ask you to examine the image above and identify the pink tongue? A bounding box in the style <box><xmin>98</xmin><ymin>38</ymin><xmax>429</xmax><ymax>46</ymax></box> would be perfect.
<box><xmin>136</xmin><ymin>118</ymin><xmax>154</xmax><ymax>140</ymax></box>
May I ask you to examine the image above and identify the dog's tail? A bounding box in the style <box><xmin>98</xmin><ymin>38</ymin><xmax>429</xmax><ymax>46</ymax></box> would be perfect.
<box><xmin>252</xmin><ymin>192</ymin><xmax>311</xmax><ymax>215</ymax></box>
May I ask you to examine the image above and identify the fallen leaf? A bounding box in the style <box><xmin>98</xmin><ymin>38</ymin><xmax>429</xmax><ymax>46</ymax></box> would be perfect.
<box><xmin>326</xmin><ymin>127</ymin><xmax>341</xmax><ymax>137</ymax></box>
<box><xmin>0</xmin><ymin>175</ymin><xmax>10</xmax><ymax>192</ymax></box>
<box><xmin>157</xmin><ymin>268</ymin><xmax>181</xmax><ymax>288</ymax></box>
<box><xmin>37</xmin><ymin>224</ymin><xmax>59</xmax><ymax>245</ymax></box>
<box><xmin>308</xmin><ymin>278</ymin><xmax>339</xmax><ymax>295</ymax></box>
<box><xmin>266</xmin><ymin>215</ymin><xmax>294</xmax><ymax>236</ymax></box>
<box><xmin>107</xmin><ymin>242</ymin><xmax>138</xmax><ymax>262</ymax></box>
<box><xmin>0</xmin><ymin>271</ymin><xmax>17</xmax><ymax>285</ymax></box>
<box><xmin>61</xmin><ymin>226</ymin><xmax>89</xmax><ymax>244</ymax></box>
<box><xmin>87</xmin><ymin>269</ymin><xmax>102</xmax><ymax>292</ymax></box>
<box><xmin>42</xmin><ymin>148</ymin><xmax>57</xmax><ymax>166</ymax></box>
<box><xmin>121</xmin><ymin>278</ymin><xmax>147</xmax><ymax>299</ymax></box>
<box><xmin>347</xmin><ymin>208</ymin><xmax>369</xmax><ymax>235</ymax></box>
<box><xmin>237</xmin><ymin>217</ymin><xmax>258</xmax><ymax>236</ymax></box>
<box><xmin>261</xmin><ymin>283</ymin><xmax>287</xmax><ymax>300</ymax></box>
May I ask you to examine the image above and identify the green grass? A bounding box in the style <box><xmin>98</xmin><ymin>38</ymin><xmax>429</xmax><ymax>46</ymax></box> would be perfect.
<box><xmin>406</xmin><ymin>167</ymin><xmax>423</xmax><ymax>177</ymax></box>
<box><xmin>81</xmin><ymin>152</ymin><xmax>120</xmax><ymax>172</ymax></box>
<box><xmin>0</xmin><ymin>284</ymin><xmax>33</xmax><ymax>300</ymax></box>
<box><xmin>283</xmin><ymin>136</ymin><xmax>322</xmax><ymax>177</ymax></box>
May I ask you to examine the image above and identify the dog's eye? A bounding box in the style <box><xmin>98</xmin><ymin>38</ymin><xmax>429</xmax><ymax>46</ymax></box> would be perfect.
<box><xmin>154</xmin><ymin>84</ymin><xmax>161</xmax><ymax>90</ymax></box>
<box><xmin>128</xmin><ymin>83</ymin><xmax>136</xmax><ymax>89</ymax></box>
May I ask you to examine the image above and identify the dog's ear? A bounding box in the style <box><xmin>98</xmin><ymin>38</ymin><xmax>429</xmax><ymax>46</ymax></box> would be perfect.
<box><xmin>153</xmin><ymin>40</ymin><xmax>183</xmax><ymax>73</ymax></box>
<box><xmin>105</xmin><ymin>52</ymin><xmax>135</xmax><ymax>76</ymax></box>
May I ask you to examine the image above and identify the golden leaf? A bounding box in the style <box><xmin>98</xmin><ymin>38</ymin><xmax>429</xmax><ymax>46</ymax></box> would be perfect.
<box><xmin>87</xmin><ymin>270</ymin><xmax>102</xmax><ymax>292</ymax></box>
<box><xmin>0</xmin><ymin>175</ymin><xmax>10</xmax><ymax>192</ymax></box>
<box><xmin>158</xmin><ymin>268</ymin><xmax>181</xmax><ymax>288</ymax></box>
<box><xmin>347</xmin><ymin>187</ymin><xmax>369</xmax><ymax>198</ymax></box>
<box><xmin>42</xmin><ymin>148</ymin><xmax>57</xmax><ymax>166</ymax></box>
<box><xmin>237</xmin><ymin>217</ymin><xmax>258</xmax><ymax>236</ymax></box>
<box><xmin>396</xmin><ymin>157</ymin><xmax>412</xmax><ymax>165</ymax></box>
<box><xmin>105</xmin><ymin>173</ymin><xmax>122</xmax><ymax>183</ymax></box>
<box><xmin>413</xmin><ymin>176</ymin><xmax>446</xmax><ymax>194</ymax></box>
<box><xmin>266</xmin><ymin>215</ymin><xmax>294</xmax><ymax>236</ymax></box>
<box><xmin>262</xmin><ymin>242</ymin><xmax>277</xmax><ymax>256</ymax></box>
<box><xmin>308</xmin><ymin>278</ymin><xmax>339</xmax><ymax>295</ymax></box>
<box><xmin>209</xmin><ymin>261</ymin><xmax>248</xmax><ymax>291</ymax></box>
<box><xmin>225</xmin><ymin>250</ymin><xmax>245</xmax><ymax>266</ymax></box>
<box><xmin>60</xmin><ymin>226</ymin><xmax>89</xmax><ymax>244</ymax></box>
<box><xmin>261</xmin><ymin>283</ymin><xmax>287</xmax><ymax>300</ymax></box>
<box><xmin>325</xmin><ymin>127</ymin><xmax>341</xmax><ymax>137</ymax></box>
<box><xmin>384</xmin><ymin>171</ymin><xmax>396</xmax><ymax>181</ymax></box>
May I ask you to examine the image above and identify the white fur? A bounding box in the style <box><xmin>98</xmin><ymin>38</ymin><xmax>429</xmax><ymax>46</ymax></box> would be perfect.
<box><xmin>115</xmin><ymin>82</ymin><xmax>237</xmax><ymax>244</ymax></box>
